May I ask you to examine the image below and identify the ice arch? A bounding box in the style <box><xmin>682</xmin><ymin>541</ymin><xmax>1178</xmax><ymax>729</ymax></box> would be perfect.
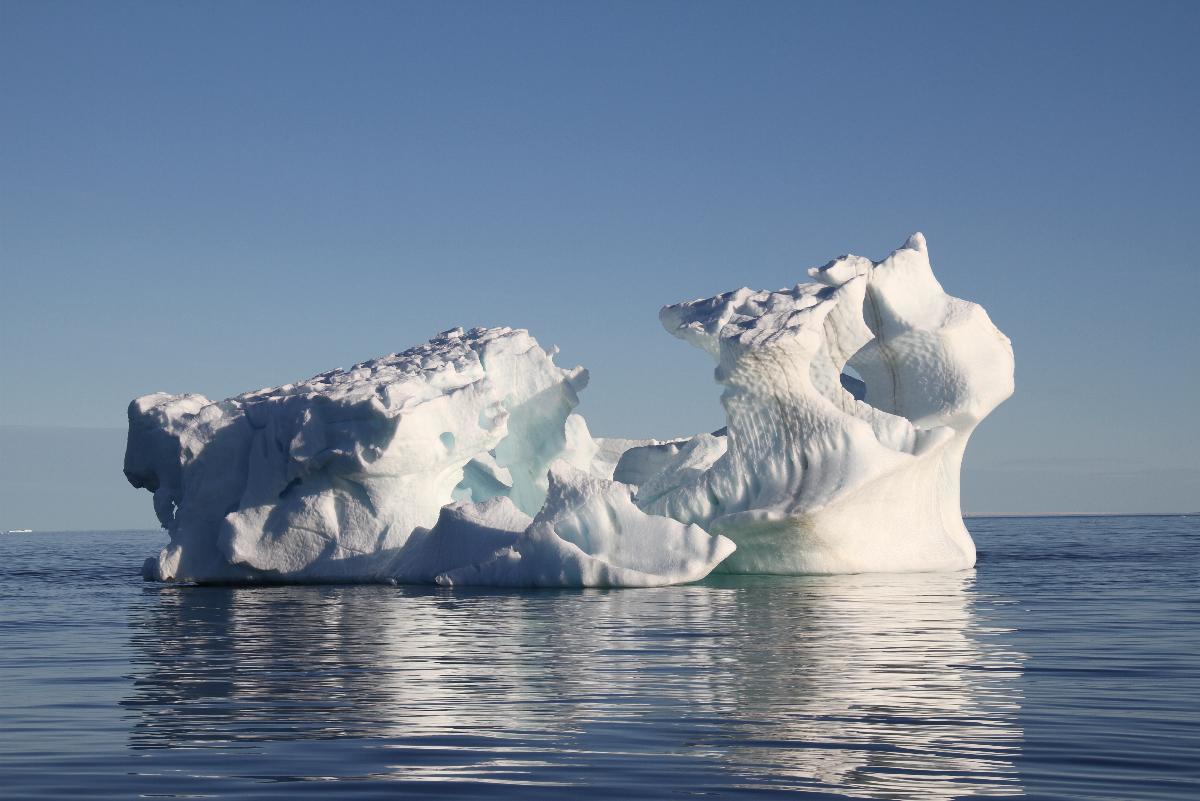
<box><xmin>621</xmin><ymin>233</ymin><xmax>1014</xmax><ymax>573</ymax></box>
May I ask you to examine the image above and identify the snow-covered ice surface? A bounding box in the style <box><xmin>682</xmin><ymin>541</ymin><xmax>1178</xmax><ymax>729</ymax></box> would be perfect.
<box><xmin>125</xmin><ymin>234</ymin><xmax>1012</xmax><ymax>585</ymax></box>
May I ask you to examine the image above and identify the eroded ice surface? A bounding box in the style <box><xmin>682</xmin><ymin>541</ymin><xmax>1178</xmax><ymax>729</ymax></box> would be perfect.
<box><xmin>634</xmin><ymin>233</ymin><xmax>1014</xmax><ymax>573</ymax></box>
<box><xmin>125</xmin><ymin>233</ymin><xmax>1012</xmax><ymax>584</ymax></box>
<box><xmin>125</xmin><ymin>326</ymin><xmax>732</xmax><ymax>585</ymax></box>
<box><xmin>436</xmin><ymin>462</ymin><xmax>735</xmax><ymax>587</ymax></box>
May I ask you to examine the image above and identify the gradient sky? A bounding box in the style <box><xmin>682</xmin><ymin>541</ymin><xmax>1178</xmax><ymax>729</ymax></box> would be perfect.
<box><xmin>2</xmin><ymin>0</ymin><xmax>1198</xmax><ymax>529</ymax></box>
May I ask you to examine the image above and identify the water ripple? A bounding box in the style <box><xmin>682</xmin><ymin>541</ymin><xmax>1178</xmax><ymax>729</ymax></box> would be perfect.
<box><xmin>1</xmin><ymin>517</ymin><xmax>1197</xmax><ymax>799</ymax></box>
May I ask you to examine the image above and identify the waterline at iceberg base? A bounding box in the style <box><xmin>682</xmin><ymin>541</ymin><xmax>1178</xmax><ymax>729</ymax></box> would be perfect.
<box><xmin>125</xmin><ymin>234</ymin><xmax>1014</xmax><ymax>586</ymax></box>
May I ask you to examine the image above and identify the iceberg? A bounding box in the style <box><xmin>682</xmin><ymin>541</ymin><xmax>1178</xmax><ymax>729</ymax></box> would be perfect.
<box><xmin>124</xmin><ymin>233</ymin><xmax>1012</xmax><ymax>585</ymax></box>
<box><xmin>630</xmin><ymin>233</ymin><xmax>1014</xmax><ymax>573</ymax></box>
<box><xmin>125</xmin><ymin>326</ymin><xmax>732</xmax><ymax>585</ymax></box>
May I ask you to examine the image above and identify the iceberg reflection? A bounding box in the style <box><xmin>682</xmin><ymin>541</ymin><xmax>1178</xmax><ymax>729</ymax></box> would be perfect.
<box><xmin>123</xmin><ymin>572</ymin><xmax>1022</xmax><ymax>797</ymax></box>
<box><xmin>707</xmin><ymin>571</ymin><xmax>1024</xmax><ymax>797</ymax></box>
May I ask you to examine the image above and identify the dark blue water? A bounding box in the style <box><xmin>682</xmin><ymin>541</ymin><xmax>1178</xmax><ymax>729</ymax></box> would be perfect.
<box><xmin>1</xmin><ymin>516</ymin><xmax>1196</xmax><ymax>800</ymax></box>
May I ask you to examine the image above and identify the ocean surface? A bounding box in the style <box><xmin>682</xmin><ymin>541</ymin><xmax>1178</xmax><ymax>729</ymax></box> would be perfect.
<box><xmin>0</xmin><ymin>516</ymin><xmax>1196</xmax><ymax>800</ymax></box>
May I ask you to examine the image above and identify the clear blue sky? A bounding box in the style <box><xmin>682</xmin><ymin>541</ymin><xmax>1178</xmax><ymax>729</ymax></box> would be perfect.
<box><xmin>2</xmin><ymin>0</ymin><xmax>1198</xmax><ymax>527</ymax></box>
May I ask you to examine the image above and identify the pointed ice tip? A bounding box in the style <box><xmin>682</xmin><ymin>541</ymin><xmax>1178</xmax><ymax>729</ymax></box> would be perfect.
<box><xmin>904</xmin><ymin>232</ymin><xmax>927</xmax><ymax>253</ymax></box>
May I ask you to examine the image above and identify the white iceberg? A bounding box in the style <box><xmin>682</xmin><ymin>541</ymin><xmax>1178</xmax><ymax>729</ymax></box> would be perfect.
<box><xmin>125</xmin><ymin>326</ymin><xmax>732</xmax><ymax>585</ymax></box>
<box><xmin>124</xmin><ymin>233</ymin><xmax>1011</xmax><ymax>584</ymax></box>
<box><xmin>631</xmin><ymin>233</ymin><xmax>1014</xmax><ymax>573</ymax></box>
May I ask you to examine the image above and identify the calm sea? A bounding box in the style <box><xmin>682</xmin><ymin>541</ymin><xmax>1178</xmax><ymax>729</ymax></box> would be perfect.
<box><xmin>0</xmin><ymin>516</ymin><xmax>1196</xmax><ymax>800</ymax></box>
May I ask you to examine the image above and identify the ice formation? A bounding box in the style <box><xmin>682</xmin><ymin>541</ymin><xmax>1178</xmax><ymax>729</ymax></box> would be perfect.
<box><xmin>629</xmin><ymin>233</ymin><xmax>1014</xmax><ymax>573</ymax></box>
<box><xmin>125</xmin><ymin>326</ymin><xmax>732</xmax><ymax>585</ymax></box>
<box><xmin>125</xmin><ymin>233</ymin><xmax>1012</xmax><ymax>585</ymax></box>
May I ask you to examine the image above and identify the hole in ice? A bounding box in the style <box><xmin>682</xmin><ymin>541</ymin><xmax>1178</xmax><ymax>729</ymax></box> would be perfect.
<box><xmin>843</xmin><ymin>339</ymin><xmax>919</xmax><ymax>423</ymax></box>
<box><xmin>439</xmin><ymin>432</ymin><xmax>456</xmax><ymax>451</ymax></box>
<box><xmin>840</xmin><ymin>364</ymin><xmax>867</xmax><ymax>401</ymax></box>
